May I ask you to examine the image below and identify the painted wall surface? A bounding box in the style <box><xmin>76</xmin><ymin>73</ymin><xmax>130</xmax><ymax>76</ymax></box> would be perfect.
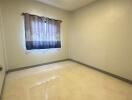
<box><xmin>1</xmin><ymin>0</ymin><xmax>132</xmax><ymax>81</ymax></box>
<box><xmin>69</xmin><ymin>0</ymin><xmax>132</xmax><ymax>80</ymax></box>
<box><xmin>0</xmin><ymin>4</ymin><xmax>5</xmax><ymax>95</ymax></box>
<box><xmin>1</xmin><ymin>0</ymin><xmax>70</xmax><ymax>70</ymax></box>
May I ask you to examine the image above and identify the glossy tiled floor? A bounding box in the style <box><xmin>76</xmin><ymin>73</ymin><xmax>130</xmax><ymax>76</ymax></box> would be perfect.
<box><xmin>2</xmin><ymin>61</ymin><xmax>132</xmax><ymax>100</ymax></box>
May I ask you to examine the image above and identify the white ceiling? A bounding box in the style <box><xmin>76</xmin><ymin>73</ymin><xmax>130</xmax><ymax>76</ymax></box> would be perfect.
<box><xmin>35</xmin><ymin>0</ymin><xmax>96</xmax><ymax>11</ymax></box>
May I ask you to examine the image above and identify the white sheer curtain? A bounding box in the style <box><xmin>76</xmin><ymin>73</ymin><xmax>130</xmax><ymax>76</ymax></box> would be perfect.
<box><xmin>24</xmin><ymin>13</ymin><xmax>61</xmax><ymax>50</ymax></box>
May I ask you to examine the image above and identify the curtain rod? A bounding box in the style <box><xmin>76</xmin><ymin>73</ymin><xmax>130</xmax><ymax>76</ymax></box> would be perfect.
<box><xmin>22</xmin><ymin>13</ymin><xmax>62</xmax><ymax>22</ymax></box>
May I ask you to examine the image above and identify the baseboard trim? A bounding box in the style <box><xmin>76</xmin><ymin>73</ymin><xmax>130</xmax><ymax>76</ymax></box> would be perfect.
<box><xmin>0</xmin><ymin>74</ymin><xmax>6</xmax><ymax>100</ymax></box>
<box><xmin>69</xmin><ymin>59</ymin><xmax>132</xmax><ymax>84</ymax></box>
<box><xmin>0</xmin><ymin>59</ymin><xmax>69</xmax><ymax>99</ymax></box>
<box><xmin>7</xmin><ymin>59</ymin><xmax>69</xmax><ymax>73</ymax></box>
<box><xmin>3</xmin><ymin>58</ymin><xmax>132</xmax><ymax>92</ymax></box>
<box><xmin>1</xmin><ymin>58</ymin><xmax>131</xmax><ymax>100</ymax></box>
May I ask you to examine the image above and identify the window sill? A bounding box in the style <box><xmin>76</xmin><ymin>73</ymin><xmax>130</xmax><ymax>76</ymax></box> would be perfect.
<box><xmin>25</xmin><ymin>48</ymin><xmax>61</xmax><ymax>55</ymax></box>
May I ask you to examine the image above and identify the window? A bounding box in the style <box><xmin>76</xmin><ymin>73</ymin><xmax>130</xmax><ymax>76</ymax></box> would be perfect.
<box><xmin>23</xmin><ymin>13</ymin><xmax>62</xmax><ymax>50</ymax></box>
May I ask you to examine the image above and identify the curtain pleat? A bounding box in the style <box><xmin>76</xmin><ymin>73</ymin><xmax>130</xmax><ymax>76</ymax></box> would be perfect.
<box><xmin>24</xmin><ymin>13</ymin><xmax>61</xmax><ymax>50</ymax></box>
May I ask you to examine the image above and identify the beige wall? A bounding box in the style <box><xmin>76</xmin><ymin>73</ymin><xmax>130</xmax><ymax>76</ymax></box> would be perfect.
<box><xmin>0</xmin><ymin>3</ymin><xmax>6</xmax><ymax>95</ymax></box>
<box><xmin>1</xmin><ymin>0</ymin><xmax>132</xmax><ymax>80</ymax></box>
<box><xmin>69</xmin><ymin>0</ymin><xmax>132</xmax><ymax>80</ymax></box>
<box><xmin>1</xmin><ymin>0</ymin><xmax>70</xmax><ymax>70</ymax></box>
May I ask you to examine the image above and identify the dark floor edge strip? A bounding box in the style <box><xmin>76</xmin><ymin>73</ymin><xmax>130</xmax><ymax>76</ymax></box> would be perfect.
<box><xmin>7</xmin><ymin>59</ymin><xmax>69</xmax><ymax>73</ymax></box>
<box><xmin>6</xmin><ymin>59</ymin><xmax>132</xmax><ymax>84</ymax></box>
<box><xmin>1</xmin><ymin>58</ymin><xmax>131</xmax><ymax>99</ymax></box>
<box><xmin>69</xmin><ymin>59</ymin><xmax>132</xmax><ymax>84</ymax></box>
<box><xmin>0</xmin><ymin>59</ymin><xmax>69</xmax><ymax>99</ymax></box>
<box><xmin>0</xmin><ymin>74</ymin><xmax>6</xmax><ymax>100</ymax></box>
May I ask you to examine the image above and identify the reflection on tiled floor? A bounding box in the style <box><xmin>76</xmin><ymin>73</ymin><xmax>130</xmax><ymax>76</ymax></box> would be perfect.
<box><xmin>2</xmin><ymin>61</ymin><xmax>132</xmax><ymax>100</ymax></box>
